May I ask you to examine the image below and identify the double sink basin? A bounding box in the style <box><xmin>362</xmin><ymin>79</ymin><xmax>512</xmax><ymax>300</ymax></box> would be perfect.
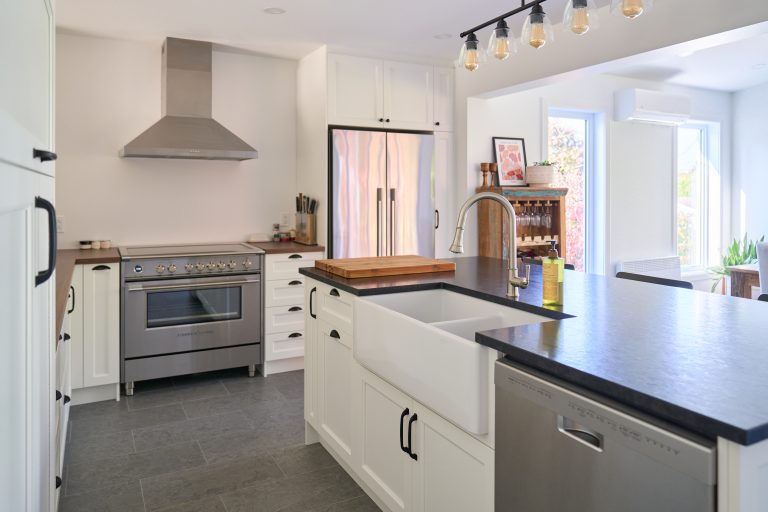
<box><xmin>354</xmin><ymin>289</ymin><xmax>551</xmax><ymax>435</ymax></box>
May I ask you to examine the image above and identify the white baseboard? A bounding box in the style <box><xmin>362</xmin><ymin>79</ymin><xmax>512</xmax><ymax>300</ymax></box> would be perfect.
<box><xmin>71</xmin><ymin>383</ymin><xmax>120</xmax><ymax>405</ymax></box>
<box><xmin>262</xmin><ymin>357</ymin><xmax>304</xmax><ymax>377</ymax></box>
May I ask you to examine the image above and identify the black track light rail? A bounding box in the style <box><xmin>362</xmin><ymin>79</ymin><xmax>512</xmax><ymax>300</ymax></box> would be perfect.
<box><xmin>459</xmin><ymin>0</ymin><xmax>549</xmax><ymax>39</ymax></box>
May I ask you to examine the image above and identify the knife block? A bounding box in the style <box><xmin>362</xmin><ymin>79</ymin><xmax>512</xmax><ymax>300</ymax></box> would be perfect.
<box><xmin>295</xmin><ymin>213</ymin><xmax>317</xmax><ymax>245</ymax></box>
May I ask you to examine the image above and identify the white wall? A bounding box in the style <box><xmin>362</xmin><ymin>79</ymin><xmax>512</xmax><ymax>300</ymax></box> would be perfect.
<box><xmin>55</xmin><ymin>33</ymin><xmax>297</xmax><ymax>248</ymax></box>
<box><xmin>733</xmin><ymin>82</ymin><xmax>768</xmax><ymax>240</ymax></box>
<box><xmin>466</xmin><ymin>74</ymin><xmax>733</xmax><ymax>275</ymax></box>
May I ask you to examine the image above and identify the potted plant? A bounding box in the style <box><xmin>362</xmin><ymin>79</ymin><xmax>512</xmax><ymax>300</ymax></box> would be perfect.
<box><xmin>708</xmin><ymin>234</ymin><xmax>765</xmax><ymax>293</ymax></box>
<box><xmin>526</xmin><ymin>160</ymin><xmax>556</xmax><ymax>186</ymax></box>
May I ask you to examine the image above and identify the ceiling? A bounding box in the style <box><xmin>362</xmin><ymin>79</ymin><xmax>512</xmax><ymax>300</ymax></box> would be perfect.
<box><xmin>611</xmin><ymin>33</ymin><xmax>768</xmax><ymax>92</ymax></box>
<box><xmin>56</xmin><ymin>0</ymin><xmax>593</xmax><ymax>62</ymax></box>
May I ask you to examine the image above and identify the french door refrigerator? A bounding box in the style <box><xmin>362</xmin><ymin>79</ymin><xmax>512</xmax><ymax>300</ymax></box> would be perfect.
<box><xmin>330</xmin><ymin>128</ymin><xmax>435</xmax><ymax>259</ymax></box>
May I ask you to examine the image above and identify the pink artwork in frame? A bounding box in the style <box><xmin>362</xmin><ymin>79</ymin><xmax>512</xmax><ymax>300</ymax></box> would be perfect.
<box><xmin>493</xmin><ymin>137</ymin><xmax>527</xmax><ymax>186</ymax></box>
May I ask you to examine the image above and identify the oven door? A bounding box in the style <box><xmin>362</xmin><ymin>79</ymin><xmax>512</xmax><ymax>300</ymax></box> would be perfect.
<box><xmin>123</xmin><ymin>274</ymin><xmax>261</xmax><ymax>358</ymax></box>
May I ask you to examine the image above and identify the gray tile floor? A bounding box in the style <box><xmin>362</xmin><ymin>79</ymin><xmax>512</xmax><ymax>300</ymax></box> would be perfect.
<box><xmin>60</xmin><ymin>369</ymin><xmax>381</xmax><ymax>512</ymax></box>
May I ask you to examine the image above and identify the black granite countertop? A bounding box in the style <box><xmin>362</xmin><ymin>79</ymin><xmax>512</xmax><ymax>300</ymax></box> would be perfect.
<box><xmin>300</xmin><ymin>257</ymin><xmax>768</xmax><ymax>446</ymax></box>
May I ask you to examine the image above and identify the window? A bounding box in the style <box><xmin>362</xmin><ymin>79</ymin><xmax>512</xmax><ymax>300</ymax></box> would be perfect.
<box><xmin>547</xmin><ymin>110</ymin><xmax>599</xmax><ymax>272</ymax></box>
<box><xmin>676</xmin><ymin>124</ymin><xmax>713</xmax><ymax>269</ymax></box>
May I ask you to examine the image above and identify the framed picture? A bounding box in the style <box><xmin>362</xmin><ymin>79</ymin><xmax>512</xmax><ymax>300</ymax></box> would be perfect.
<box><xmin>493</xmin><ymin>137</ymin><xmax>527</xmax><ymax>186</ymax></box>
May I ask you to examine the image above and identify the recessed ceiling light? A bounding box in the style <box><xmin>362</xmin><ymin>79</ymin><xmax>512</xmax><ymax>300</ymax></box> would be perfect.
<box><xmin>264</xmin><ymin>7</ymin><xmax>286</xmax><ymax>14</ymax></box>
<box><xmin>433</xmin><ymin>33</ymin><xmax>453</xmax><ymax>40</ymax></box>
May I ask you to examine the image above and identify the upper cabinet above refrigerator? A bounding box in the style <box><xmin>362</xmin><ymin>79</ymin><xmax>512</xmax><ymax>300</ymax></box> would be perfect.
<box><xmin>327</xmin><ymin>54</ymin><xmax>452</xmax><ymax>132</ymax></box>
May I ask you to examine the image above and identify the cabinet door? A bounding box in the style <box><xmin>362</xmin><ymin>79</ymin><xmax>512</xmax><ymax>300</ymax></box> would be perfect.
<box><xmin>358</xmin><ymin>369</ymin><xmax>414</xmax><ymax>512</ymax></box>
<box><xmin>304</xmin><ymin>282</ymin><xmax>319</xmax><ymax>428</ymax></box>
<box><xmin>0</xmin><ymin>0</ymin><xmax>54</xmax><ymax>174</ymax></box>
<box><xmin>69</xmin><ymin>266</ymin><xmax>84</xmax><ymax>390</ymax></box>
<box><xmin>328</xmin><ymin>54</ymin><xmax>383</xmax><ymax>128</ymax></box>
<box><xmin>82</xmin><ymin>263</ymin><xmax>120</xmax><ymax>387</ymax></box>
<box><xmin>412</xmin><ymin>405</ymin><xmax>495</xmax><ymax>512</ymax></box>
<box><xmin>433</xmin><ymin>67</ymin><xmax>454</xmax><ymax>132</ymax></box>
<box><xmin>433</xmin><ymin>132</ymin><xmax>453</xmax><ymax>259</ymax></box>
<box><xmin>318</xmin><ymin>320</ymin><xmax>355</xmax><ymax>465</ymax></box>
<box><xmin>382</xmin><ymin>61</ymin><xmax>433</xmax><ymax>131</ymax></box>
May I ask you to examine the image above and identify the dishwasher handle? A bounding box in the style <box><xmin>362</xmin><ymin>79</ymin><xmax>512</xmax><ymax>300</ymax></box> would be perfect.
<box><xmin>558</xmin><ymin>415</ymin><xmax>604</xmax><ymax>452</ymax></box>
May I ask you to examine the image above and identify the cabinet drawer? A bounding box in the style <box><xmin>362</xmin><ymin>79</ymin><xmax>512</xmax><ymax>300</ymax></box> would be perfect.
<box><xmin>265</xmin><ymin>278</ymin><xmax>305</xmax><ymax>307</ymax></box>
<box><xmin>265</xmin><ymin>304</ymin><xmax>305</xmax><ymax>334</ymax></box>
<box><xmin>265</xmin><ymin>252</ymin><xmax>324</xmax><ymax>281</ymax></box>
<box><xmin>265</xmin><ymin>331</ymin><xmax>305</xmax><ymax>361</ymax></box>
<box><xmin>318</xmin><ymin>283</ymin><xmax>353</xmax><ymax>334</ymax></box>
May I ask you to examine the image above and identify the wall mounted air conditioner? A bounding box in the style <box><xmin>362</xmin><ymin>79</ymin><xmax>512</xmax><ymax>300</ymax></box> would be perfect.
<box><xmin>614</xmin><ymin>89</ymin><xmax>691</xmax><ymax>126</ymax></box>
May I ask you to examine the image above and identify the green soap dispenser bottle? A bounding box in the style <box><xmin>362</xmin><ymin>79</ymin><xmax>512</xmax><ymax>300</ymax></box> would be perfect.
<box><xmin>542</xmin><ymin>241</ymin><xmax>564</xmax><ymax>306</ymax></box>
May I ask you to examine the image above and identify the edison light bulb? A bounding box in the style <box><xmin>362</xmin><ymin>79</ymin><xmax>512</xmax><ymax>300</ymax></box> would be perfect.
<box><xmin>529</xmin><ymin>22</ymin><xmax>546</xmax><ymax>49</ymax></box>
<box><xmin>464</xmin><ymin>49</ymin><xmax>480</xmax><ymax>71</ymax></box>
<box><xmin>522</xmin><ymin>4</ymin><xmax>552</xmax><ymax>50</ymax></box>
<box><xmin>565</xmin><ymin>0</ymin><xmax>598</xmax><ymax>35</ymax></box>
<box><xmin>488</xmin><ymin>20</ymin><xmax>514</xmax><ymax>61</ymax></box>
<box><xmin>460</xmin><ymin>33</ymin><xmax>485</xmax><ymax>71</ymax></box>
<box><xmin>570</xmin><ymin>6</ymin><xmax>590</xmax><ymax>34</ymax></box>
<box><xmin>622</xmin><ymin>0</ymin><xmax>644</xmax><ymax>18</ymax></box>
<box><xmin>494</xmin><ymin>38</ymin><xmax>511</xmax><ymax>60</ymax></box>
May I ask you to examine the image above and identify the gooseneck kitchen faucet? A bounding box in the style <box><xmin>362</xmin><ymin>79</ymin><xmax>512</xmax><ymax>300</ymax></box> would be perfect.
<box><xmin>450</xmin><ymin>191</ymin><xmax>530</xmax><ymax>298</ymax></box>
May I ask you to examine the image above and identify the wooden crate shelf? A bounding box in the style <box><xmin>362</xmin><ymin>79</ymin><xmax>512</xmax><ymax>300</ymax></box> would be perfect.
<box><xmin>477</xmin><ymin>186</ymin><xmax>568</xmax><ymax>261</ymax></box>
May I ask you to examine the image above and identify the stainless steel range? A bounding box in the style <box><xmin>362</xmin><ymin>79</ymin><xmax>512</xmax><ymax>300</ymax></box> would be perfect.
<box><xmin>120</xmin><ymin>243</ymin><xmax>264</xmax><ymax>395</ymax></box>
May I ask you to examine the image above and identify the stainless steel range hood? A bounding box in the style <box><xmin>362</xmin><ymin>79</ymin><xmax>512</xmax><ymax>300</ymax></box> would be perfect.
<box><xmin>120</xmin><ymin>37</ymin><xmax>258</xmax><ymax>161</ymax></box>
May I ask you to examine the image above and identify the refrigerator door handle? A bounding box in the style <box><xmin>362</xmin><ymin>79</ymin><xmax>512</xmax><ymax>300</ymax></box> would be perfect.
<box><xmin>389</xmin><ymin>188</ymin><xmax>396</xmax><ymax>256</ymax></box>
<box><xmin>377</xmin><ymin>188</ymin><xmax>383</xmax><ymax>257</ymax></box>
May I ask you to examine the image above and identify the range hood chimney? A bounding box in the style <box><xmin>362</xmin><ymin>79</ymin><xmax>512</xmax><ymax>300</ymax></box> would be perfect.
<box><xmin>120</xmin><ymin>37</ymin><xmax>258</xmax><ymax>161</ymax></box>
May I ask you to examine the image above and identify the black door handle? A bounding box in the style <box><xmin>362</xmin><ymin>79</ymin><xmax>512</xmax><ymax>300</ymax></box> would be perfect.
<box><xmin>309</xmin><ymin>287</ymin><xmax>317</xmax><ymax>319</ymax></box>
<box><xmin>288</xmin><ymin>254</ymin><xmax>303</xmax><ymax>259</ymax></box>
<box><xmin>288</xmin><ymin>332</ymin><xmax>303</xmax><ymax>338</ymax></box>
<box><xmin>329</xmin><ymin>330</ymin><xmax>340</xmax><ymax>339</ymax></box>
<box><xmin>385</xmin><ymin>119</ymin><xmax>391</xmax><ymax>123</ymax></box>
<box><xmin>400</xmin><ymin>408</ymin><xmax>410</xmax><ymax>453</ymax></box>
<box><xmin>55</xmin><ymin>476</ymin><xmax>62</xmax><ymax>489</ymax></box>
<box><xmin>434</xmin><ymin>209</ymin><xmax>440</xmax><ymax>229</ymax></box>
<box><xmin>33</xmin><ymin>148</ymin><xmax>57</xmax><ymax>162</ymax></box>
<box><xmin>435</xmin><ymin>121</ymin><xmax>441</xmax><ymax>126</ymax></box>
<box><xmin>379</xmin><ymin>118</ymin><xmax>384</xmax><ymax>122</ymax></box>
<box><xmin>63</xmin><ymin>395</ymin><xmax>71</xmax><ymax>405</ymax></box>
<box><xmin>288</xmin><ymin>280</ymin><xmax>302</xmax><ymax>286</ymax></box>
<box><xmin>92</xmin><ymin>265</ymin><xmax>111</xmax><ymax>271</ymax></box>
<box><xmin>68</xmin><ymin>285</ymin><xmax>75</xmax><ymax>314</ymax></box>
<box><xmin>330</xmin><ymin>288</ymin><xmax>340</xmax><ymax>297</ymax></box>
<box><xmin>34</xmin><ymin>197</ymin><xmax>57</xmax><ymax>287</ymax></box>
<box><xmin>288</xmin><ymin>306</ymin><xmax>303</xmax><ymax>312</ymax></box>
<box><xmin>55</xmin><ymin>390</ymin><xmax>62</xmax><ymax>401</ymax></box>
<box><xmin>63</xmin><ymin>333</ymin><xmax>71</xmax><ymax>342</ymax></box>
<box><xmin>407</xmin><ymin>413</ymin><xmax>418</xmax><ymax>460</ymax></box>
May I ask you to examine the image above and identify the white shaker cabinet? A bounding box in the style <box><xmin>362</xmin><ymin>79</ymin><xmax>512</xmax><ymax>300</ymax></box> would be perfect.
<box><xmin>81</xmin><ymin>263</ymin><xmax>120</xmax><ymax>387</ymax></box>
<box><xmin>433</xmin><ymin>67</ymin><xmax>454</xmax><ymax>132</ymax></box>
<box><xmin>382</xmin><ymin>61</ymin><xmax>434</xmax><ymax>131</ymax></box>
<box><xmin>328</xmin><ymin>54</ymin><xmax>383</xmax><ymax>128</ymax></box>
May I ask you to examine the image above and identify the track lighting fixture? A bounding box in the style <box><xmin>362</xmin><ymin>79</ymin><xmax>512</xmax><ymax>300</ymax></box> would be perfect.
<box><xmin>460</xmin><ymin>33</ymin><xmax>486</xmax><ymax>71</ymax></box>
<box><xmin>522</xmin><ymin>3</ymin><xmax>553</xmax><ymax>49</ymax></box>
<box><xmin>488</xmin><ymin>19</ymin><xmax>516</xmax><ymax>61</ymax></box>
<box><xmin>564</xmin><ymin>0</ymin><xmax>599</xmax><ymax>35</ymax></box>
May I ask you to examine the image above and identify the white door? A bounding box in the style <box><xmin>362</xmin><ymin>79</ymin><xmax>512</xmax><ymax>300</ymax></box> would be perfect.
<box><xmin>434</xmin><ymin>132</ymin><xmax>454</xmax><ymax>259</ymax></box>
<box><xmin>412</xmin><ymin>405</ymin><xmax>495</xmax><ymax>512</ymax></box>
<box><xmin>328</xmin><ymin>54</ymin><xmax>383</xmax><ymax>128</ymax></box>
<box><xmin>82</xmin><ymin>263</ymin><xmax>120</xmax><ymax>387</ymax></box>
<box><xmin>304</xmin><ymin>282</ymin><xmax>319</xmax><ymax>428</ymax></box>
<box><xmin>382</xmin><ymin>61</ymin><xmax>434</xmax><ymax>131</ymax></box>
<box><xmin>69</xmin><ymin>265</ymin><xmax>84</xmax><ymax>390</ymax></box>
<box><xmin>318</xmin><ymin>320</ymin><xmax>354</xmax><ymax>465</ymax></box>
<box><xmin>358</xmin><ymin>369</ymin><xmax>414</xmax><ymax>512</ymax></box>
<box><xmin>433</xmin><ymin>67</ymin><xmax>454</xmax><ymax>132</ymax></box>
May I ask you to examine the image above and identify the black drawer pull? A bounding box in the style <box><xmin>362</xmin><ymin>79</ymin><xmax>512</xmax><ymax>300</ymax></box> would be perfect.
<box><xmin>330</xmin><ymin>288</ymin><xmax>340</xmax><ymax>297</ymax></box>
<box><xmin>55</xmin><ymin>390</ymin><xmax>62</xmax><ymax>401</ymax></box>
<box><xmin>288</xmin><ymin>280</ymin><xmax>302</xmax><ymax>286</ymax></box>
<box><xmin>63</xmin><ymin>333</ymin><xmax>71</xmax><ymax>342</ymax></box>
<box><xmin>309</xmin><ymin>287</ymin><xmax>317</xmax><ymax>319</ymax></box>
<box><xmin>400</xmin><ymin>408</ymin><xmax>409</xmax><ymax>453</ymax></box>
<box><xmin>288</xmin><ymin>306</ymin><xmax>302</xmax><ymax>312</ymax></box>
<box><xmin>55</xmin><ymin>476</ymin><xmax>62</xmax><ymax>489</ymax></box>
<box><xmin>33</xmin><ymin>148</ymin><xmax>57</xmax><ymax>162</ymax></box>
<box><xmin>34</xmin><ymin>197</ymin><xmax>56</xmax><ymax>287</ymax></box>
<box><xmin>407</xmin><ymin>414</ymin><xmax>418</xmax><ymax>460</ymax></box>
<box><xmin>288</xmin><ymin>254</ymin><xmax>302</xmax><ymax>259</ymax></box>
<box><xmin>58</xmin><ymin>334</ymin><xmax>62</xmax><ymax>341</ymax></box>
<box><xmin>288</xmin><ymin>332</ymin><xmax>303</xmax><ymax>338</ymax></box>
<box><xmin>68</xmin><ymin>285</ymin><xmax>75</xmax><ymax>314</ymax></box>
<box><xmin>63</xmin><ymin>395</ymin><xmax>71</xmax><ymax>404</ymax></box>
<box><xmin>92</xmin><ymin>265</ymin><xmax>111</xmax><ymax>271</ymax></box>
<box><xmin>329</xmin><ymin>330</ymin><xmax>340</xmax><ymax>339</ymax></box>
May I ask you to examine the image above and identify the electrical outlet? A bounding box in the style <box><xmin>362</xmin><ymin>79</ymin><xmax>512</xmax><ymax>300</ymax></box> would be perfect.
<box><xmin>56</xmin><ymin>215</ymin><xmax>64</xmax><ymax>233</ymax></box>
<box><xmin>280</xmin><ymin>212</ymin><xmax>291</xmax><ymax>227</ymax></box>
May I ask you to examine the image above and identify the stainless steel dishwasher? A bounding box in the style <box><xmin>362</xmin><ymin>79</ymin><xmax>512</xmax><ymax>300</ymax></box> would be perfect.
<box><xmin>495</xmin><ymin>360</ymin><xmax>716</xmax><ymax>512</ymax></box>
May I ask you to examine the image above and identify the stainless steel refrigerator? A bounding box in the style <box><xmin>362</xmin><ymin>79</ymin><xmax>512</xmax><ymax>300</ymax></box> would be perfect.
<box><xmin>330</xmin><ymin>128</ymin><xmax>435</xmax><ymax>259</ymax></box>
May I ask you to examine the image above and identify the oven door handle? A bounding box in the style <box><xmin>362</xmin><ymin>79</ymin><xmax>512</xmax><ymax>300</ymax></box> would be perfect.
<box><xmin>127</xmin><ymin>279</ymin><xmax>260</xmax><ymax>292</ymax></box>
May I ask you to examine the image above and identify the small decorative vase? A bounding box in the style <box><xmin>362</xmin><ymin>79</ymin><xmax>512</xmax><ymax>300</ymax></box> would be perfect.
<box><xmin>525</xmin><ymin>165</ymin><xmax>554</xmax><ymax>186</ymax></box>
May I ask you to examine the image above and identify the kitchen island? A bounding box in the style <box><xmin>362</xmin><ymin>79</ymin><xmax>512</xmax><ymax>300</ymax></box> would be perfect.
<box><xmin>300</xmin><ymin>256</ymin><xmax>768</xmax><ymax>512</ymax></box>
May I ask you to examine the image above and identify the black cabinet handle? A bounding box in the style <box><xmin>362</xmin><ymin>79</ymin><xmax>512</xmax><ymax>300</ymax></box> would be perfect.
<box><xmin>63</xmin><ymin>333</ymin><xmax>71</xmax><ymax>342</ymax></box>
<box><xmin>288</xmin><ymin>332</ymin><xmax>303</xmax><ymax>338</ymax></box>
<box><xmin>288</xmin><ymin>254</ymin><xmax>302</xmax><ymax>259</ymax></box>
<box><xmin>329</xmin><ymin>330</ymin><xmax>340</xmax><ymax>339</ymax></box>
<box><xmin>33</xmin><ymin>148</ymin><xmax>57</xmax><ymax>162</ymax></box>
<box><xmin>288</xmin><ymin>280</ymin><xmax>302</xmax><ymax>286</ymax></box>
<box><xmin>330</xmin><ymin>288</ymin><xmax>340</xmax><ymax>297</ymax></box>
<box><xmin>288</xmin><ymin>306</ymin><xmax>303</xmax><ymax>312</ymax></box>
<box><xmin>55</xmin><ymin>476</ymin><xmax>62</xmax><ymax>489</ymax></box>
<box><xmin>407</xmin><ymin>414</ymin><xmax>418</xmax><ymax>460</ymax></box>
<box><xmin>64</xmin><ymin>395</ymin><xmax>71</xmax><ymax>404</ymax></box>
<box><xmin>68</xmin><ymin>285</ymin><xmax>75</xmax><ymax>314</ymax></box>
<box><xmin>55</xmin><ymin>390</ymin><xmax>62</xmax><ymax>401</ymax></box>
<box><xmin>92</xmin><ymin>265</ymin><xmax>111</xmax><ymax>271</ymax></box>
<box><xmin>435</xmin><ymin>121</ymin><xmax>441</xmax><ymax>126</ymax></box>
<box><xmin>434</xmin><ymin>209</ymin><xmax>440</xmax><ymax>229</ymax></box>
<box><xmin>379</xmin><ymin>118</ymin><xmax>384</xmax><ymax>122</ymax></box>
<box><xmin>385</xmin><ymin>119</ymin><xmax>391</xmax><ymax>123</ymax></box>
<box><xmin>309</xmin><ymin>287</ymin><xmax>317</xmax><ymax>319</ymax></box>
<box><xmin>400</xmin><ymin>408</ymin><xmax>410</xmax><ymax>453</ymax></box>
<box><xmin>34</xmin><ymin>197</ymin><xmax>57</xmax><ymax>287</ymax></box>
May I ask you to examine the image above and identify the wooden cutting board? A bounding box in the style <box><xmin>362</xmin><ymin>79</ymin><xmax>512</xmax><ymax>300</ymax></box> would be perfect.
<box><xmin>315</xmin><ymin>255</ymin><xmax>456</xmax><ymax>279</ymax></box>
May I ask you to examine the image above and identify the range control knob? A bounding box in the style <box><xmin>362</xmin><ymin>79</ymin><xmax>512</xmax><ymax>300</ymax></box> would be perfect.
<box><xmin>218</xmin><ymin>261</ymin><xmax>227</xmax><ymax>270</ymax></box>
<box><xmin>168</xmin><ymin>264</ymin><xmax>177</xmax><ymax>274</ymax></box>
<box><xmin>184</xmin><ymin>263</ymin><xmax>194</xmax><ymax>272</ymax></box>
<box><xmin>228</xmin><ymin>260</ymin><xmax>237</xmax><ymax>269</ymax></box>
<box><xmin>196</xmin><ymin>263</ymin><xmax>206</xmax><ymax>272</ymax></box>
<box><xmin>155</xmin><ymin>264</ymin><xmax>166</xmax><ymax>274</ymax></box>
<box><xmin>207</xmin><ymin>262</ymin><xmax>216</xmax><ymax>271</ymax></box>
<box><xmin>243</xmin><ymin>259</ymin><xmax>253</xmax><ymax>269</ymax></box>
